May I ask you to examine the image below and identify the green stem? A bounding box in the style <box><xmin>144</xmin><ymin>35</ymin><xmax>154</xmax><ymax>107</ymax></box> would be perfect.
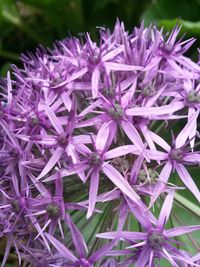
<box><xmin>169</xmin><ymin>216</ymin><xmax>179</xmax><ymax>250</ymax></box>
<box><xmin>174</xmin><ymin>193</ymin><xmax>200</xmax><ymax>218</ymax></box>
<box><xmin>172</xmin><ymin>212</ymin><xmax>199</xmax><ymax>251</ymax></box>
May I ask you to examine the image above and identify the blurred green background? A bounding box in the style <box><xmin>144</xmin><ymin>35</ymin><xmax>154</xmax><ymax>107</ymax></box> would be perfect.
<box><xmin>1</xmin><ymin>0</ymin><xmax>200</xmax><ymax>266</ymax></box>
<box><xmin>1</xmin><ymin>0</ymin><xmax>200</xmax><ymax>76</ymax></box>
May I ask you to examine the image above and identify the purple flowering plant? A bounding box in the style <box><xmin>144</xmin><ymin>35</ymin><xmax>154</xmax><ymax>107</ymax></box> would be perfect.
<box><xmin>0</xmin><ymin>21</ymin><xmax>200</xmax><ymax>266</ymax></box>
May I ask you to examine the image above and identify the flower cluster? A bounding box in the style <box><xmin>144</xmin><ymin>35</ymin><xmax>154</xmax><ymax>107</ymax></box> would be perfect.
<box><xmin>0</xmin><ymin>21</ymin><xmax>200</xmax><ymax>267</ymax></box>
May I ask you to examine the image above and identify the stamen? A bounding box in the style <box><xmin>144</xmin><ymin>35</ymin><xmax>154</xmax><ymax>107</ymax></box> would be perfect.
<box><xmin>46</xmin><ymin>203</ymin><xmax>60</xmax><ymax>218</ymax></box>
<box><xmin>147</xmin><ymin>232</ymin><xmax>164</xmax><ymax>249</ymax></box>
<box><xmin>90</xmin><ymin>152</ymin><xmax>102</xmax><ymax>167</ymax></box>
<box><xmin>186</xmin><ymin>90</ymin><xmax>200</xmax><ymax>105</ymax></box>
<box><xmin>108</xmin><ymin>103</ymin><xmax>124</xmax><ymax>119</ymax></box>
<box><xmin>170</xmin><ymin>148</ymin><xmax>184</xmax><ymax>163</ymax></box>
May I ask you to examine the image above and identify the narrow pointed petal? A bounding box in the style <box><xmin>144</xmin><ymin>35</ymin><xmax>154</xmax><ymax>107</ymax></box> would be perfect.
<box><xmin>102</xmin><ymin>163</ymin><xmax>141</xmax><ymax>204</ymax></box>
<box><xmin>7</xmin><ymin>71</ymin><xmax>12</xmax><ymax>108</ymax></box>
<box><xmin>149</xmin><ymin>130</ymin><xmax>171</xmax><ymax>152</ymax></box>
<box><xmin>0</xmin><ymin>120</ymin><xmax>19</xmax><ymax>146</ymax></box>
<box><xmin>89</xmin><ymin>240</ymin><xmax>117</xmax><ymax>263</ymax></box>
<box><xmin>176</xmin><ymin>164</ymin><xmax>200</xmax><ymax>202</ymax></box>
<box><xmin>95</xmin><ymin>122</ymin><xmax>110</xmax><ymax>152</ymax></box>
<box><xmin>151</xmin><ymin>162</ymin><xmax>173</xmax><ymax>204</ymax></box>
<box><xmin>91</xmin><ymin>67</ymin><xmax>100</xmax><ymax>98</ymax></box>
<box><xmin>104</xmin><ymin>145</ymin><xmax>138</xmax><ymax>160</ymax></box>
<box><xmin>96</xmin><ymin>231</ymin><xmax>147</xmax><ymax>240</ymax></box>
<box><xmin>126</xmin><ymin>101</ymin><xmax>184</xmax><ymax>117</ymax></box>
<box><xmin>44</xmin><ymin>105</ymin><xmax>63</xmax><ymax>134</ymax></box>
<box><xmin>157</xmin><ymin>190</ymin><xmax>174</xmax><ymax>228</ymax></box>
<box><xmin>87</xmin><ymin>169</ymin><xmax>99</xmax><ymax>218</ymax></box>
<box><xmin>161</xmin><ymin>248</ymin><xmax>179</xmax><ymax>267</ymax></box>
<box><xmin>121</xmin><ymin>121</ymin><xmax>144</xmax><ymax>152</ymax></box>
<box><xmin>175</xmin><ymin>110</ymin><xmax>199</xmax><ymax>149</ymax></box>
<box><xmin>188</xmin><ymin>107</ymin><xmax>197</xmax><ymax>150</ymax></box>
<box><xmin>102</xmin><ymin>46</ymin><xmax>123</xmax><ymax>61</ymax></box>
<box><xmin>45</xmin><ymin>233</ymin><xmax>78</xmax><ymax>262</ymax></box>
<box><xmin>104</xmin><ymin>62</ymin><xmax>143</xmax><ymax>71</ymax></box>
<box><xmin>140</xmin><ymin>125</ymin><xmax>156</xmax><ymax>151</ymax></box>
<box><xmin>65</xmin><ymin>214</ymin><xmax>88</xmax><ymax>258</ymax></box>
<box><xmin>37</xmin><ymin>147</ymin><xmax>63</xmax><ymax>180</ymax></box>
<box><xmin>183</xmin><ymin>153</ymin><xmax>200</xmax><ymax>164</ymax></box>
<box><xmin>166</xmin><ymin>225</ymin><xmax>200</xmax><ymax>237</ymax></box>
<box><xmin>1</xmin><ymin>234</ymin><xmax>13</xmax><ymax>267</ymax></box>
<box><xmin>135</xmin><ymin>247</ymin><xmax>151</xmax><ymax>267</ymax></box>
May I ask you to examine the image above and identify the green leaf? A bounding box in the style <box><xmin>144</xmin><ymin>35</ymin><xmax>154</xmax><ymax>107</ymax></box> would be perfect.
<box><xmin>141</xmin><ymin>0</ymin><xmax>200</xmax><ymax>25</ymax></box>
<box><xmin>174</xmin><ymin>192</ymin><xmax>200</xmax><ymax>217</ymax></box>
<box><xmin>157</xmin><ymin>19</ymin><xmax>200</xmax><ymax>37</ymax></box>
<box><xmin>0</xmin><ymin>0</ymin><xmax>21</xmax><ymax>25</ymax></box>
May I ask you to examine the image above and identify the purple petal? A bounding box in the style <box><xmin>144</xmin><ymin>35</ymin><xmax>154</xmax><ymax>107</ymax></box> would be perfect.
<box><xmin>104</xmin><ymin>145</ymin><xmax>138</xmax><ymax>160</ymax></box>
<box><xmin>0</xmin><ymin>120</ymin><xmax>19</xmax><ymax>146</ymax></box>
<box><xmin>166</xmin><ymin>225</ymin><xmax>200</xmax><ymax>237</ymax></box>
<box><xmin>102</xmin><ymin>46</ymin><xmax>123</xmax><ymax>62</ymax></box>
<box><xmin>161</xmin><ymin>248</ymin><xmax>179</xmax><ymax>267</ymax></box>
<box><xmin>146</xmin><ymin>149</ymin><xmax>168</xmax><ymax>161</ymax></box>
<box><xmin>7</xmin><ymin>71</ymin><xmax>12</xmax><ymax>108</ymax></box>
<box><xmin>135</xmin><ymin>247</ymin><xmax>151</xmax><ymax>267</ymax></box>
<box><xmin>1</xmin><ymin>234</ymin><xmax>13</xmax><ymax>267</ymax></box>
<box><xmin>176</xmin><ymin>164</ymin><xmax>200</xmax><ymax>202</ymax></box>
<box><xmin>87</xmin><ymin>169</ymin><xmax>99</xmax><ymax>218</ymax></box>
<box><xmin>45</xmin><ymin>233</ymin><xmax>78</xmax><ymax>262</ymax></box>
<box><xmin>37</xmin><ymin>147</ymin><xmax>63</xmax><ymax>180</ymax></box>
<box><xmin>91</xmin><ymin>67</ymin><xmax>100</xmax><ymax>98</ymax></box>
<box><xmin>175</xmin><ymin>110</ymin><xmax>199</xmax><ymax>149</ymax></box>
<box><xmin>151</xmin><ymin>162</ymin><xmax>172</xmax><ymax>204</ymax></box>
<box><xmin>140</xmin><ymin>125</ymin><xmax>156</xmax><ymax>150</ymax></box>
<box><xmin>121</xmin><ymin>121</ymin><xmax>144</xmax><ymax>152</ymax></box>
<box><xmin>44</xmin><ymin>105</ymin><xmax>63</xmax><ymax>134</ymax></box>
<box><xmin>126</xmin><ymin>101</ymin><xmax>184</xmax><ymax>117</ymax></box>
<box><xmin>89</xmin><ymin>240</ymin><xmax>117</xmax><ymax>263</ymax></box>
<box><xmin>95</xmin><ymin>122</ymin><xmax>110</xmax><ymax>152</ymax></box>
<box><xmin>65</xmin><ymin>214</ymin><xmax>88</xmax><ymax>258</ymax></box>
<box><xmin>125</xmin><ymin>197</ymin><xmax>154</xmax><ymax>229</ymax></box>
<box><xmin>149</xmin><ymin>131</ymin><xmax>171</xmax><ymax>152</ymax></box>
<box><xmin>104</xmin><ymin>62</ymin><xmax>143</xmax><ymax>71</ymax></box>
<box><xmin>96</xmin><ymin>231</ymin><xmax>147</xmax><ymax>241</ymax></box>
<box><xmin>183</xmin><ymin>153</ymin><xmax>200</xmax><ymax>164</ymax></box>
<box><xmin>188</xmin><ymin>107</ymin><xmax>197</xmax><ymax>149</ymax></box>
<box><xmin>102</xmin><ymin>163</ymin><xmax>141</xmax><ymax>204</ymax></box>
<box><xmin>157</xmin><ymin>190</ymin><xmax>174</xmax><ymax>228</ymax></box>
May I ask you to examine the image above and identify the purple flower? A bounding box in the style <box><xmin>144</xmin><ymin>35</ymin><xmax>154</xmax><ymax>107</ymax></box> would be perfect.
<box><xmin>0</xmin><ymin>20</ymin><xmax>200</xmax><ymax>266</ymax></box>
<box><xmin>96</xmin><ymin>191</ymin><xmax>200</xmax><ymax>266</ymax></box>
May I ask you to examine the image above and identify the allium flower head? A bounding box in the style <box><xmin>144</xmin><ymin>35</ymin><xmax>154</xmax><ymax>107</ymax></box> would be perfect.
<box><xmin>0</xmin><ymin>20</ymin><xmax>200</xmax><ymax>266</ymax></box>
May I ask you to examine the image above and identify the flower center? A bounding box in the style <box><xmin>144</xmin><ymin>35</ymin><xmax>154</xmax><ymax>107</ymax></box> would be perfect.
<box><xmin>90</xmin><ymin>152</ymin><xmax>102</xmax><ymax>167</ymax></box>
<box><xmin>186</xmin><ymin>90</ymin><xmax>200</xmax><ymax>105</ymax></box>
<box><xmin>11</xmin><ymin>200</ymin><xmax>21</xmax><ymax>213</ymax></box>
<box><xmin>51</xmin><ymin>77</ymin><xmax>63</xmax><ymax>88</ymax></box>
<box><xmin>159</xmin><ymin>42</ymin><xmax>173</xmax><ymax>55</ymax></box>
<box><xmin>46</xmin><ymin>203</ymin><xmax>60</xmax><ymax>218</ymax></box>
<box><xmin>148</xmin><ymin>232</ymin><xmax>164</xmax><ymax>249</ymax></box>
<box><xmin>108</xmin><ymin>104</ymin><xmax>124</xmax><ymax>120</ymax></box>
<box><xmin>142</xmin><ymin>84</ymin><xmax>155</xmax><ymax>97</ymax></box>
<box><xmin>57</xmin><ymin>133</ymin><xmax>69</xmax><ymax>147</ymax></box>
<box><xmin>138</xmin><ymin>168</ymin><xmax>157</xmax><ymax>184</ymax></box>
<box><xmin>170</xmin><ymin>148</ymin><xmax>184</xmax><ymax>163</ymax></box>
<box><xmin>102</xmin><ymin>88</ymin><xmax>115</xmax><ymax>98</ymax></box>
<box><xmin>30</xmin><ymin>116</ymin><xmax>40</xmax><ymax>126</ymax></box>
<box><xmin>9</xmin><ymin>147</ymin><xmax>20</xmax><ymax>159</ymax></box>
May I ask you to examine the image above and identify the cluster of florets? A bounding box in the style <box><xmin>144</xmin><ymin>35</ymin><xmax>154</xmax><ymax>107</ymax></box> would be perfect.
<box><xmin>0</xmin><ymin>21</ymin><xmax>200</xmax><ymax>267</ymax></box>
